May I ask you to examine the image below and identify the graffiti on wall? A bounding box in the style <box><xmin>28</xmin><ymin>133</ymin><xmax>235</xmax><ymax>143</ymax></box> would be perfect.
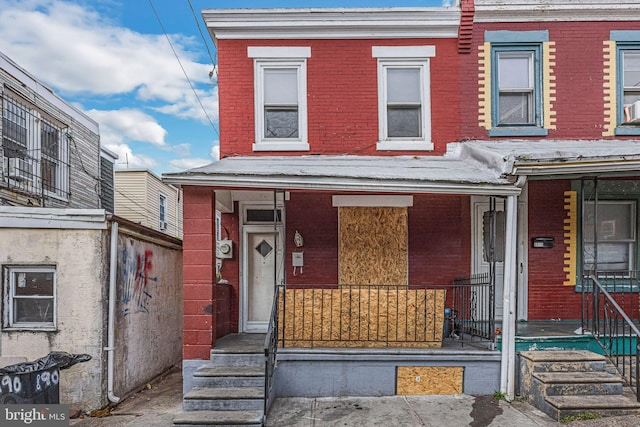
<box><xmin>121</xmin><ymin>239</ymin><xmax>158</xmax><ymax>315</ymax></box>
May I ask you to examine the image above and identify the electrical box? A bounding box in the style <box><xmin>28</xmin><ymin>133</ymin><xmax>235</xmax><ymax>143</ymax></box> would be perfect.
<box><xmin>292</xmin><ymin>252</ymin><xmax>304</xmax><ymax>267</ymax></box>
<box><xmin>216</xmin><ymin>239</ymin><xmax>233</xmax><ymax>259</ymax></box>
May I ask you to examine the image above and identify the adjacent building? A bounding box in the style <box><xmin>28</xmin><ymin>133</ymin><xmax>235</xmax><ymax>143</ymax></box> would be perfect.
<box><xmin>115</xmin><ymin>169</ymin><xmax>183</xmax><ymax>239</ymax></box>
<box><xmin>0</xmin><ymin>51</ymin><xmax>182</xmax><ymax>411</ymax></box>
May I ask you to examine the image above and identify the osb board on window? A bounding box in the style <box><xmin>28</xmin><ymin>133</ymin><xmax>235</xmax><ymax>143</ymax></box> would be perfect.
<box><xmin>278</xmin><ymin>287</ymin><xmax>445</xmax><ymax>348</ymax></box>
<box><xmin>339</xmin><ymin>207</ymin><xmax>407</xmax><ymax>285</ymax></box>
<box><xmin>396</xmin><ymin>366</ymin><xmax>463</xmax><ymax>395</ymax></box>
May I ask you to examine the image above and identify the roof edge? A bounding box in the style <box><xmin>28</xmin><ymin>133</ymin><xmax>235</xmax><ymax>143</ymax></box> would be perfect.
<box><xmin>203</xmin><ymin>8</ymin><xmax>461</xmax><ymax>40</ymax></box>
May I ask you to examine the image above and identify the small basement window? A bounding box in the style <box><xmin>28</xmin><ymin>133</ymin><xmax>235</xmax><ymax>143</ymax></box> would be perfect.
<box><xmin>4</xmin><ymin>266</ymin><xmax>56</xmax><ymax>330</ymax></box>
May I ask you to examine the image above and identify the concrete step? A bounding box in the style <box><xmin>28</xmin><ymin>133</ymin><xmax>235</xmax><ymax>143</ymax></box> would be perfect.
<box><xmin>173</xmin><ymin>410</ymin><xmax>263</xmax><ymax>426</ymax></box>
<box><xmin>532</xmin><ymin>371</ymin><xmax>624</xmax><ymax>396</ymax></box>
<box><xmin>193</xmin><ymin>367</ymin><xmax>265</xmax><ymax>388</ymax></box>
<box><xmin>545</xmin><ymin>394</ymin><xmax>640</xmax><ymax>420</ymax></box>
<box><xmin>520</xmin><ymin>350</ymin><xmax>607</xmax><ymax>373</ymax></box>
<box><xmin>183</xmin><ymin>387</ymin><xmax>264</xmax><ymax>411</ymax></box>
<box><xmin>210</xmin><ymin>352</ymin><xmax>264</xmax><ymax>368</ymax></box>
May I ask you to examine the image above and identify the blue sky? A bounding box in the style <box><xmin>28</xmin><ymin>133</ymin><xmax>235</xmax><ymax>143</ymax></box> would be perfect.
<box><xmin>0</xmin><ymin>0</ymin><xmax>450</xmax><ymax>174</ymax></box>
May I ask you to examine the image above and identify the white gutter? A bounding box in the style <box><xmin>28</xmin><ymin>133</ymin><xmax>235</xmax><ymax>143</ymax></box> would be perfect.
<box><xmin>163</xmin><ymin>175</ymin><xmax>521</xmax><ymax>197</ymax></box>
<box><xmin>512</xmin><ymin>160</ymin><xmax>640</xmax><ymax>176</ymax></box>
<box><xmin>106</xmin><ymin>220</ymin><xmax>120</xmax><ymax>403</ymax></box>
<box><xmin>500</xmin><ymin>176</ymin><xmax>525</xmax><ymax>400</ymax></box>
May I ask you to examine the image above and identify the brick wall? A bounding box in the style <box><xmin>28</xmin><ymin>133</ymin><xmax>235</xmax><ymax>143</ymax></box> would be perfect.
<box><xmin>217</xmin><ymin>38</ymin><xmax>460</xmax><ymax>157</ymax></box>
<box><xmin>462</xmin><ymin>21</ymin><xmax>640</xmax><ymax>141</ymax></box>
<box><xmin>527</xmin><ymin>180</ymin><xmax>582</xmax><ymax>320</ymax></box>
<box><xmin>182</xmin><ymin>186</ymin><xmax>215</xmax><ymax>360</ymax></box>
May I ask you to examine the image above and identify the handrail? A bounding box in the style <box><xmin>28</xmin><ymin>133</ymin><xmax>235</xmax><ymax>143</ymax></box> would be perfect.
<box><xmin>583</xmin><ymin>273</ymin><xmax>640</xmax><ymax>401</ymax></box>
<box><xmin>263</xmin><ymin>283</ymin><xmax>283</xmax><ymax>425</ymax></box>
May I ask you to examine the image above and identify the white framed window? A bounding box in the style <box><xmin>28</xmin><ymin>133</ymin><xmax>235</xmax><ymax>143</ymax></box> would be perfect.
<box><xmin>1</xmin><ymin>94</ymin><xmax>69</xmax><ymax>199</ymax></box>
<box><xmin>248</xmin><ymin>47</ymin><xmax>311</xmax><ymax>151</ymax></box>
<box><xmin>159</xmin><ymin>194</ymin><xmax>167</xmax><ymax>231</ymax></box>
<box><xmin>3</xmin><ymin>266</ymin><xmax>56</xmax><ymax>330</ymax></box>
<box><xmin>373</xmin><ymin>46</ymin><xmax>434</xmax><ymax>151</ymax></box>
<box><xmin>584</xmin><ymin>201</ymin><xmax>636</xmax><ymax>272</ymax></box>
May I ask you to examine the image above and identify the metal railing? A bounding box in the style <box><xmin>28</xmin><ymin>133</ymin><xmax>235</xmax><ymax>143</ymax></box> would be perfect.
<box><xmin>582</xmin><ymin>272</ymin><xmax>640</xmax><ymax>401</ymax></box>
<box><xmin>452</xmin><ymin>272</ymin><xmax>495</xmax><ymax>341</ymax></box>
<box><xmin>263</xmin><ymin>284</ymin><xmax>283</xmax><ymax>424</ymax></box>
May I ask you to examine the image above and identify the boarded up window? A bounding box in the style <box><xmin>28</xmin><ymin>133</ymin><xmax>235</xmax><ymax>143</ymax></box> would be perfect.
<box><xmin>338</xmin><ymin>207</ymin><xmax>407</xmax><ymax>285</ymax></box>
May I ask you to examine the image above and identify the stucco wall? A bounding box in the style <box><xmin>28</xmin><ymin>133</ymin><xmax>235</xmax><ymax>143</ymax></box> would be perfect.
<box><xmin>0</xmin><ymin>228</ymin><xmax>107</xmax><ymax>409</ymax></box>
<box><xmin>113</xmin><ymin>229</ymin><xmax>182</xmax><ymax>398</ymax></box>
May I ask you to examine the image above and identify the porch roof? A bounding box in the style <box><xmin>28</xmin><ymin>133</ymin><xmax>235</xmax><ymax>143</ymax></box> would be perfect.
<box><xmin>162</xmin><ymin>154</ymin><xmax>521</xmax><ymax>196</ymax></box>
<box><xmin>456</xmin><ymin>140</ymin><xmax>640</xmax><ymax>177</ymax></box>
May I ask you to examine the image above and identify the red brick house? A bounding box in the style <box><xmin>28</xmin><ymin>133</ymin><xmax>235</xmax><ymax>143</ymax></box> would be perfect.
<box><xmin>164</xmin><ymin>1</ymin><xmax>640</xmax><ymax>422</ymax></box>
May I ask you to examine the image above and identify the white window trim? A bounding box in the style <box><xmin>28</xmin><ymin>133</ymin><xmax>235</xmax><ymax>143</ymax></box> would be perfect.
<box><xmin>159</xmin><ymin>193</ymin><xmax>167</xmax><ymax>231</ymax></box>
<box><xmin>4</xmin><ymin>266</ymin><xmax>57</xmax><ymax>330</ymax></box>
<box><xmin>249</xmin><ymin>47</ymin><xmax>311</xmax><ymax>152</ymax></box>
<box><xmin>373</xmin><ymin>46</ymin><xmax>435</xmax><ymax>151</ymax></box>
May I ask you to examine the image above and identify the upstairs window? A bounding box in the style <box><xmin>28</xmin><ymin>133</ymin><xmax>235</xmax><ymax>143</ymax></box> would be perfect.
<box><xmin>496</xmin><ymin>50</ymin><xmax>536</xmax><ymax>126</ymax></box>
<box><xmin>159</xmin><ymin>194</ymin><xmax>167</xmax><ymax>231</ymax></box>
<box><xmin>622</xmin><ymin>50</ymin><xmax>640</xmax><ymax>108</ymax></box>
<box><xmin>373</xmin><ymin>46</ymin><xmax>434</xmax><ymax>151</ymax></box>
<box><xmin>483</xmin><ymin>31</ymin><xmax>551</xmax><ymax>137</ymax></box>
<box><xmin>608</xmin><ymin>31</ymin><xmax>640</xmax><ymax>134</ymax></box>
<box><xmin>248</xmin><ymin>47</ymin><xmax>310</xmax><ymax>152</ymax></box>
<box><xmin>1</xmin><ymin>93</ymin><xmax>69</xmax><ymax>199</ymax></box>
<box><xmin>3</xmin><ymin>266</ymin><xmax>56</xmax><ymax>330</ymax></box>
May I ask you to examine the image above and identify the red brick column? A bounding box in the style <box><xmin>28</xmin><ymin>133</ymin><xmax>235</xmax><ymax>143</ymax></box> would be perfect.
<box><xmin>182</xmin><ymin>186</ymin><xmax>216</xmax><ymax>360</ymax></box>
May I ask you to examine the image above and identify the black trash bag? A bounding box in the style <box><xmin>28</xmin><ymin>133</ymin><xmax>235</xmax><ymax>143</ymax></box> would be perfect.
<box><xmin>0</xmin><ymin>352</ymin><xmax>92</xmax><ymax>374</ymax></box>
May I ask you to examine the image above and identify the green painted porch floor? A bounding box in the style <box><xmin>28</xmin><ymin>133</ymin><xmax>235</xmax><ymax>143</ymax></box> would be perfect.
<box><xmin>497</xmin><ymin>320</ymin><xmax>604</xmax><ymax>354</ymax></box>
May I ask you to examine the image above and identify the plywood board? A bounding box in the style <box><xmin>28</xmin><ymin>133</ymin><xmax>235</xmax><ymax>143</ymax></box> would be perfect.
<box><xmin>396</xmin><ymin>366</ymin><xmax>463</xmax><ymax>395</ymax></box>
<box><xmin>279</xmin><ymin>288</ymin><xmax>445</xmax><ymax>348</ymax></box>
<box><xmin>339</xmin><ymin>207</ymin><xmax>407</xmax><ymax>285</ymax></box>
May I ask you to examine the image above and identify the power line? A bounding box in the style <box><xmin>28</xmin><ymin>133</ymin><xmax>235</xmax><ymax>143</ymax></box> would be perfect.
<box><xmin>187</xmin><ymin>0</ymin><xmax>217</xmax><ymax>77</ymax></box>
<box><xmin>147</xmin><ymin>0</ymin><xmax>219</xmax><ymax>138</ymax></box>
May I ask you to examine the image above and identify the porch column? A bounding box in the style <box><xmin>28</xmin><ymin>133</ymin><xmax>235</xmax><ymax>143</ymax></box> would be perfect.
<box><xmin>500</xmin><ymin>193</ymin><xmax>518</xmax><ymax>400</ymax></box>
<box><xmin>182</xmin><ymin>186</ymin><xmax>216</xmax><ymax>360</ymax></box>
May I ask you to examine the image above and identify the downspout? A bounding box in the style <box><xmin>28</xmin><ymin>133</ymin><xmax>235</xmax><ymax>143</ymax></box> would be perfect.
<box><xmin>106</xmin><ymin>219</ymin><xmax>121</xmax><ymax>403</ymax></box>
<box><xmin>500</xmin><ymin>176</ymin><xmax>526</xmax><ymax>400</ymax></box>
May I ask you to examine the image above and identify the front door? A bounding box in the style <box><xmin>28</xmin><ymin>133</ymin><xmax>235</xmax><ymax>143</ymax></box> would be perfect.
<box><xmin>472</xmin><ymin>196</ymin><xmax>527</xmax><ymax>322</ymax></box>
<box><xmin>242</xmin><ymin>229</ymin><xmax>283</xmax><ymax>332</ymax></box>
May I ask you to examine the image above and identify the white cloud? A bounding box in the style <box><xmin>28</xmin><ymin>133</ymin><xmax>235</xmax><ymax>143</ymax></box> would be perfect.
<box><xmin>88</xmin><ymin>109</ymin><xmax>168</xmax><ymax>147</ymax></box>
<box><xmin>168</xmin><ymin>158</ymin><xmax>213</xmax><ymax>172</ymax></box>
<box><xmin>210</xmin><ymin>144</ymin><xmax>220</xmax><ymax>161</ymax></box>
<box><xmin>0</xmin><ymin>0</ymin><xmax>217</xmax><ymax>123</ymax></box>
<box><xmin>105</xmin><ymin>143</ymin><xmax>158</xmax><ymax>170</ymax></box>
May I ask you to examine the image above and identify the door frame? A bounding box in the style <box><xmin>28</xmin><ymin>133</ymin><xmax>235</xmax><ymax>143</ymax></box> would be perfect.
<box><xmin>239</xmin><ymin>201</ymin><xmax>285</xmax><ymax>333</ymax></box>
<box><xmin>471</xmin><ymin>190</ymin><xmax>528</xmax><ymax>321</ymax></box>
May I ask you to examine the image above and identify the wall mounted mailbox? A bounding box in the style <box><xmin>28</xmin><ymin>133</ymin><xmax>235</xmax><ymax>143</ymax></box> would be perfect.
<box><xmin>531</xmin><ymin>237</ymin><xmax>554</xmax><ymax>248</ymax></box>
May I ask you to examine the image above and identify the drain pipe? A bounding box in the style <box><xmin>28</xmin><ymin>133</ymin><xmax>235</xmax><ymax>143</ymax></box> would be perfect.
<box><xmin>106</xmin><ymin>219</ymin><xmax>121</xmax><ymax>403</ymax></box>
<box><xmin>500</xmin><ymin>176</ymin><xmax>526</xmax><ymax>400</ymax></box>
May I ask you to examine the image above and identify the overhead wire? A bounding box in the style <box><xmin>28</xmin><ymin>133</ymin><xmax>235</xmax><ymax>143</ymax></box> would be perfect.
<box><xmin>147</xmin><ymin>0</ymin><xmax>219</xmax><ymax>138</ymax></box>
<box><xmin>187</xmin><ymin>0</ymin><xmax>218</xmax><ymax>82</ymax></box>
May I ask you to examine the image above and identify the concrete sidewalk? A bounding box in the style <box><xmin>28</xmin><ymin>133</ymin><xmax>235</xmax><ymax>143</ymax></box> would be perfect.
<box><xmin>67</xmin><ymin>366</ymin><xmax>640</xmax><ymax>426</ymax></box>
<box><xmin>266</xmin><ymin>394</ymin><xmax>560</xmax><ymax>426</ymax></box>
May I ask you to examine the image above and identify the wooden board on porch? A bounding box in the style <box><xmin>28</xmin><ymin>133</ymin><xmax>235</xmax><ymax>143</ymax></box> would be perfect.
<box><xmin>279</xmin><ymin>287</ymin><xmax>446</xmax><ymax>348</ymax></box>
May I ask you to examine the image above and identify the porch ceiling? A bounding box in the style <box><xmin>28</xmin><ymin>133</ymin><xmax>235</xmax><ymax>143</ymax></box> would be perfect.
<box><xmin>457</xmin><ymin>140</ymin><xmax>640</xmax><ymax>177</ymax></box>
<box><xmin>162</xmin><ymin>155</ymin><xmax>521</xmax><ymax>196</ymax></box>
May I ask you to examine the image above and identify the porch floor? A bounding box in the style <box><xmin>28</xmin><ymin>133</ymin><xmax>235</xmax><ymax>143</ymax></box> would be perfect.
<box><xmin>513</xmin><ymin>320</ymin><xmax>584</xmax><ymax>337</ymax></box>
<box><xmin>213</xmin><ymin>321</ymin><xmax>588</xmax><ymax>353</ymax></box>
